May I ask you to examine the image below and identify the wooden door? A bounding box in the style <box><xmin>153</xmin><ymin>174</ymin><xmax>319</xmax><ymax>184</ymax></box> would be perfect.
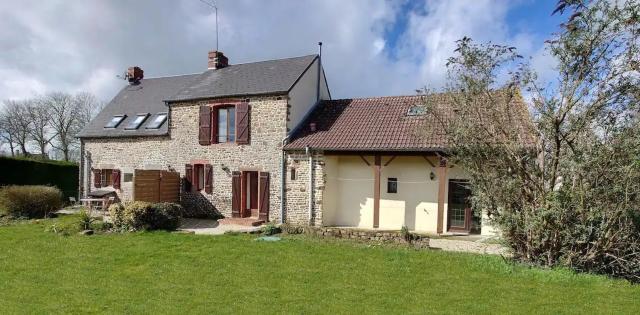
<box><xmin>242</xmin><ymin>171</ymin><xmax>259</xmax><ymax>218</ymax></box>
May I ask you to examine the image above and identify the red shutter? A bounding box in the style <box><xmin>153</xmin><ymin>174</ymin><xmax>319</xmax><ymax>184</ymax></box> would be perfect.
<box><xmin>112</xmin><ymin>169</ymin><xmax>121</xmax><ymax>190</ymax></box>
<box><xmin>92</xmin><ymin>169</ymin><xmax>102</xmax><ymax>188</ymax></box>
<box><xmin>235</xmin><ymin>102</ymin><xmax>250</xmax><ymax>145</ymax></box>
<box><xmin>210</xmin><ymin>108</ymin><xmax>218</xmax><ymax>144</ymax></box>
<box><xmin>231</xmin><ymin>171</ymin><xmax>242</xmax><ymax>218</ymax></box>
<box><xmin>258</xmin><ymin>172</ymin><xmax>269</xmax><ymax>221</ymax></box>
<box><xmin>199</xmin><ymin>105</ymin><xmax>211</xmax><ymax>145</ymax></box>
<box><xmin>204</xmin><ymin>164</ymin><xmax>213</xmax><ymax>194</ymax></box>
<box><xmin>184</xmin><ymin>164</ymin><xmax>193</xmax><ymax>192</ymax></box>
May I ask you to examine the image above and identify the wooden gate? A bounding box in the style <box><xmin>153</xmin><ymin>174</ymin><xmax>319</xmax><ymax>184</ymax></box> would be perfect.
<box><xmin>133</xmin><ymin>170</ymin><xmax>180</xmax><ymax>203</ymax></box>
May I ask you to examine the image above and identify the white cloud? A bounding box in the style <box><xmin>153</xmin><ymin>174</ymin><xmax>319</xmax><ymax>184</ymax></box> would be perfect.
<box><xmin>0</xmin><ymin>0</ymin><xmax>554</xmax><ymax>103</ymax></box>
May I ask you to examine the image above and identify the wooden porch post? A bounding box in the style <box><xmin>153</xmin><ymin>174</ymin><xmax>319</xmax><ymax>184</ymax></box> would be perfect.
<box><xmin>436</xmin><ymin>157</ymin><xmax>447</xmax><ymax>234</ymax></box>
<box><xmin>373</xmin><ymin>155</ymin><xmax>381</xmax><ymax>228</ymax></box>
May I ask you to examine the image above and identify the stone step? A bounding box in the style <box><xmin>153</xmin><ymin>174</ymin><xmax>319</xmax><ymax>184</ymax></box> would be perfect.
<box><xmin>218</xmin><ymin>217</ymin><xmax>264</xmax><ymax>227</ymax></box>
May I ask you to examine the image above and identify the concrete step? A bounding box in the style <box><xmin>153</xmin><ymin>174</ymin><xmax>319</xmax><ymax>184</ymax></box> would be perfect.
<box><xmin>218</xmin><ymin>217</ymin><xmax>264</xmax><ymax>227</ymax></box>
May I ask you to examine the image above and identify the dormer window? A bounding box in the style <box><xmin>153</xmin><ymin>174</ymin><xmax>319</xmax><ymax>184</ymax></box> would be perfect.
<box><xmin>125</xmin><ymin>113</ymin><xmax>149</xmax><ymax>130</ymax></box>
<box><xmin>146</xmin><ymin>113</ymin><xmax>167</xmax><ymax>129</ymax></box>
<box><xmin>105</xmin><ymin>115</ymin><xmax>126</xmax><ymax>128</ymax></box>
<box><xmin>406</xmin><ymin>105</ymin><xmax>426</xmax><ymax>116</ymax></box>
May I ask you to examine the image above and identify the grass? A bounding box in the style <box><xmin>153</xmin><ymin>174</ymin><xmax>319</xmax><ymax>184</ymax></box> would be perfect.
<box><xmin>0</xmin><ymin>215</ymin><xmax>638</xmax><ymax>314</ymax></box>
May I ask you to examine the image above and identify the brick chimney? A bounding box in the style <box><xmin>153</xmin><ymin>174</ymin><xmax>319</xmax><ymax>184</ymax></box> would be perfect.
<box><xmin>127</xmin><ymin>66</ymin><xmax>144</xmax><ymax>84</ymax></box>
<box><xmin>208</xmin><ymin>51</ymin><xmax>229</xmax><ymax>70</ymax></box>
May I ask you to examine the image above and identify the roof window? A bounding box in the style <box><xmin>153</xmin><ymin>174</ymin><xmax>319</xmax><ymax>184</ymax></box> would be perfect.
<box><xmin>105</xmin><ymin>115</ymin><xmax>126</xmax><ymax>128</ymax></box>
<box><xmin>406</xmin><ymin>105</ymin><xmax>427</xmax><ymax>116</ymax></box>
<box><xmin>145</xmin><ymin>113</ymin><xmax>168</xmax><ymax>129</ymax></box>
<box><xmin>125</xmin><ymin>113</ymin><xmax>149</xmax><ymax>130</ymax></box>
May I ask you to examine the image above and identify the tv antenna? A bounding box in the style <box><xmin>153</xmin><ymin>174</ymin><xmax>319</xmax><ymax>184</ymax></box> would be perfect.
<box><xmin>199</xmin><ymin>0</ymin><xmax>219</xmax><ymax>51</ymax></box>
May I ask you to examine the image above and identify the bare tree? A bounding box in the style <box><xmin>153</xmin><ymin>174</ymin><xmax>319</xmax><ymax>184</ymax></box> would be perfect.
<box><xmin>26</xmin><ymin>98</ymin><xmax>56</xmax><ymax>157</ymax></box>
<box><xmin>1</xmin><ymin>100</ymin><xmax>32</xmax><ymax>156</ymax></box>
<box><xmin>0</xmin><ymin>112</ymin><xmax>16</xmax><ymax>156</ymax></box>
<box><xmin>45</xmin><ymin>91</ymin><xmax>103</xmax><ymax>161</ymax></box>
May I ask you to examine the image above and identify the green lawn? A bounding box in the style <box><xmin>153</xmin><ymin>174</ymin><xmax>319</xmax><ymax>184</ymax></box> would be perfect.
<box><xmin>0</xmin><ymin>215</ymin><xmax>638</xmax><ymax>314</ymax></box>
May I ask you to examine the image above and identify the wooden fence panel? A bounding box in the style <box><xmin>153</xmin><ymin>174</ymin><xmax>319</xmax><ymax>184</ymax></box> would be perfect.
<box><xmin>133</xmin><ymin>170</ymin><xmax>180</xmax><ymax>203</ymax></box>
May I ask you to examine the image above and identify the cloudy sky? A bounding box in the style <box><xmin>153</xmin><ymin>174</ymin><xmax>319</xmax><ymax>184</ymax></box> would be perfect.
<box><xmin>0</xmin><ymin>0</ymin><xmax>564</xmax><ymax>103</ymax></box>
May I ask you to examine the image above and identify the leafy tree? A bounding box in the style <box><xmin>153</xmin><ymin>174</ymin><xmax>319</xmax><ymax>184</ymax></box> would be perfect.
<box><xmin>424</xmin><ymin>0</ymin><xmax>640</xmax><ymax>281</ymax></box>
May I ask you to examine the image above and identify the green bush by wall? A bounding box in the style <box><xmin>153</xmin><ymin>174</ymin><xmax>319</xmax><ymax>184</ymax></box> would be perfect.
<box><xmin>0</xmin><ymin>156</ymin><xmax>78</xmax><ymax>199</ymax></box>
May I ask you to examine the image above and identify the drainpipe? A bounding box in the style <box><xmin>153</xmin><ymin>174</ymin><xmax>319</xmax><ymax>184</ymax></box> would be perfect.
<box><xmin>306</xmin><ymin>146</ymin><xmax>314</xmax><ymax>225</ymax></box>
<box><xmin>280</xmin><ymin>136</ymin><xmax>289</xmax><ymax>224</ymax></box>
<box><xmin>79</xmin><ymin>139</ymin><xmax>84</xmax><ymax>200</ymax></box>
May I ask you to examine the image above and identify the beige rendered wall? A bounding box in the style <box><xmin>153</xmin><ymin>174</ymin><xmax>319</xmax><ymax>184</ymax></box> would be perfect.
<box><xmin>321</xmin><ymin>155</ymin><xmax>498</xmax><ymax>235</ymax></box>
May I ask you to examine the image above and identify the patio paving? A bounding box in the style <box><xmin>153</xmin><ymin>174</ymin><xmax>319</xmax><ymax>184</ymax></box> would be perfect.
<box><xmin>178</xmin><ymin>218</ymin><xmax>262</xmax><ymax>235</ymax></box>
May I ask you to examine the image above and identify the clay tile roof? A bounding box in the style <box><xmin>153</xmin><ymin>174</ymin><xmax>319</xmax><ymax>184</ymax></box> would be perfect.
<box><xmin>284</xmin><ymin>93</ymin><xmax>535</xmax><ymax>152</ymax></box>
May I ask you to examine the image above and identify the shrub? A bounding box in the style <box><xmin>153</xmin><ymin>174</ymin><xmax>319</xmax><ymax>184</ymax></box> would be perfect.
<box><xmin>0</xmin><ymin>156</ymin><xmax>78</xmax><ymax>200</ymax></box>
<box><xmin>110</xmin><ymin>201</ymin><xmax>183</xmax><ymax>231</ymax></box>
<box><xmin>0</xmin><ymin>185</ymin><xmax>63</xmax><ymax>219</ymax></box>
<box><xmin>261</xmin><ymin>222</ymin><xmax>281</xmax><ymax>236</ymax></box>
<box><xmin>76</xmin><ymin>209</ymin><xmax>96</xmax><ymax>231</ymax></box>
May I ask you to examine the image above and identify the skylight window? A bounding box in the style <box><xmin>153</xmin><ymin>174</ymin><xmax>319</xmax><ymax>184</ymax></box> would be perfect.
<box><xmin>145</xmin><ymin>113</ymin><xmax>168</xmax><ymax>129</ymax></box>
<box><xmin>105</xmin><ymin>115</ymin><xmax>126</xmax><ymax>128</ymax></box>
<box><xmin>406</xmin><ymin>105</ymin><xmax>427</xmax><ymax>116</ymax></box>
<box><xmin>125</xmin><ymin>113</ymin><xmax>149</xmax><ymax>130</ymax></box>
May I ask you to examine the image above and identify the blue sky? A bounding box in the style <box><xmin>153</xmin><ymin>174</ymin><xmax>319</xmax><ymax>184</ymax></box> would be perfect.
<box><xmin>0</xmin><ymin>0</ymin><xmax>566</xmax><ymax>102</ymax></box>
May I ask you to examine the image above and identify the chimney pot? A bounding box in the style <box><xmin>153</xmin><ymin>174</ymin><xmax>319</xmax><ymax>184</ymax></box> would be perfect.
<box><xmin>127</xmin><ymin>66</ymin><xmax>144</xmax><ymax>84</ymax></box>
<box><xmin>208</xmin><ymin>51</ymin><xmax>229</xmax><ymax>70</ymax></box>
<box><xmin>309</xmin><ymin>122</ymin><xmax>317</xmax><ymax>132</ymax></box>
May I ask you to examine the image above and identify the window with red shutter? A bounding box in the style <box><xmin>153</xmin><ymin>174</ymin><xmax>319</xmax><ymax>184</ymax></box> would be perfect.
<box><xmin>199</xmin><ymin>106</ymin><xmax>211</xmax><ymax>145</ymax></box>
<box><xmin>93</xmin><ymin>169</ymin><xmax>102</xmax><ymax>188</ymax></box>
<box><xmin>184</xmin><ymin>164</ymin><xmax>193</xmax><ymax>192</ymax></box>
<box><xmin>235</xmin><ymin>102</ymin><xmax>250</xmax><ymax>144</ymax></box>
<box><xmin>204</xmin><ymin>164</ymin><xmax>213</xmax><ymax>193</ymax></box>
<box><xmin>112</xmin><ymin>169</ymin><xmax>121</xmax><ymax>190</ymax></box>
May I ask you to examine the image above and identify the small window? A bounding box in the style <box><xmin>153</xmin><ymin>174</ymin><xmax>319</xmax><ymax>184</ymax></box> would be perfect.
<box><xmin>123</xmin><ymin>173</ymin><xmax>133</xmax><ymax>182</ymax></box>
<box><xmin>125</xmin><ymin>113</ymin><xmax>149</xmax><ymax>130</ymax></box>
<box><xmin>194</xmin><ymin>164</ymin><xmax>205</xmax><ymax>191</ymax></box>
<box><xmin>217</xmin><ymin>107</ymin><xmax>236</xmax><ymax>143</ymax></box>
<box><xmin>290</xmin><ymin>168</ymin><xmax>296</xmax><ymax>180</ymax></box>
<box><xmin>146</xmin><ymin>113</ymin><xmax>167</xmax><ymax>129</ymax></box>
<box><xmin>406</xmin><ymin>105</ymin><xmax>426</xmax><ymax>116</ymax></box>
<box><xmin>105</xmin><ymin>115</ymin><xmax>126</xmax><ymax>128</ymax></box>
<box><xmin>101</xmin><ymin>169</ymin><xmax>113</xmax><ymax>187</ymax></box>
<box><xmin>387</xmin><ymin>178</ymin><xmax>398</xmax><ymax>194</ymax></box>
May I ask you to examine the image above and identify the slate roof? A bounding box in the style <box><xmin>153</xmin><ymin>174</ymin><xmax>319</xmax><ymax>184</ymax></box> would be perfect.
<box><xmin>167</xmin><ymin>55</ymin><xmax>318</xmax><ymax>102</ymax></box>
<box><xmin>77</xmin><ymin>74</ymin><xmax>198</xmax><ymax>138</ymax></box>
<box><xmin>284</xmin><ymin>93</ymin><xmax>535</xmax><ymax>152</ymax></box>
<box><xmin>78</xmin><ymin>54</ymin><xmax>318</xmax><ymax>138</ymax></box>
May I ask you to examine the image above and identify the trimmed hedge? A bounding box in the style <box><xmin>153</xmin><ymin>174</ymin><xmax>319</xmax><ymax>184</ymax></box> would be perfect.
<box><xmin>0</xmin><ymin>185</ymin><xmax>63</xmax><ymax>218</ymax></box>
<box><xmin>0</xmin><ymin>156</ymin><xmax>78</xmax><ymax>200</ymax></box>
<box><xmin>109</xmin><ymin>201</ymin><xmax>183</xmax><ymax>231</ymax></box>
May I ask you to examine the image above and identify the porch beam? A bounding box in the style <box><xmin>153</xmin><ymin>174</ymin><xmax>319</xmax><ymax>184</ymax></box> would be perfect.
<box><xmin>422</xmin><ymin>155</ymin><xmax>436</xmax><ymax>168</ymax></box>
<box><xmin>359</xmin><ymin>155</ymin><xmax>371</xmax><ymax>166</ymax></box>
<box><xmin>436</xmin><ymin>157</ymin><xmax>447</xmax><ymax>234</ymax></box>
<box><xmin>373</xmin><ymin>155</ymin><xmax>381</xmax><ymax>228</ymax></box>
<box><xmin>383</xmin><ymin>155</ymin><xmax>397</xmax><ymax>167</ymax></box>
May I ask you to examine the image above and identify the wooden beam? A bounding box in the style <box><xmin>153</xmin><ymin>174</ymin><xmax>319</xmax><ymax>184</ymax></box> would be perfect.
<box><xmin>436</xmin><ymin>157</ymin><xmax>447</xmax><ymax>234</ymax></box>
<box><xmin>422</xmin><ymin>155</ymin><xmax>436</xmax><ymax>168</ymax></box>
<box><xmin>373</xmin><ymin>155</ymin><xmax>381</xmax><ymax>228</ymax></box>
<box><xmin>359</xmin><ymin>155</ymin><xmax>371</xmax><ymax>166</ymax></box>
<box><xmin>383</xmin><ymin>155</ymin><xmax>397</xmax><ymax>167</ymax></box>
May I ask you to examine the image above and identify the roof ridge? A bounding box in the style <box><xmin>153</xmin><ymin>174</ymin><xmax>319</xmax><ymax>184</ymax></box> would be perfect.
<box><xmin>142</xmin><ymin>73</ymin><xmax>201</xmax><ymax>80</ymax></box>
<box><xmin>226</xmin><ymin>54</ymin><xmax>317</xmax><ymax>67</ymax></box>
<box><xmin>324</xmin><ymin>95</ymin><xmax>424</xmax><ymax>102</ymax></box>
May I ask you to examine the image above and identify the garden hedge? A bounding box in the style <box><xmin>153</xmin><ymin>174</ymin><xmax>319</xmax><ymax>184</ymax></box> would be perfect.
<box><xmin>0</xmin><ymin>156</ymin><xmax>78</xmax><ymax>199</ymax></box>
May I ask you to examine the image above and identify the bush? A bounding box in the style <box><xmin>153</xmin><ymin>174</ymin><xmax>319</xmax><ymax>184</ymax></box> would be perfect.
<box><xmin>261</xmin><ymin>222</ymin><xmax>281</xmax><ymax>236</ymax></box>
<box><xmin>0</xmin><ymin>185</ymin><xmax>63</xmax><ymax>219</ymax></box>
<box><xmin>76</xmin><ymin>209</ymin><xmax>96</xmax><ymax>231</ymax></box>
<box><xmin>109</xmin><ymin>201</ymin><xmax>183</xmax><ymax>231</ymax></box>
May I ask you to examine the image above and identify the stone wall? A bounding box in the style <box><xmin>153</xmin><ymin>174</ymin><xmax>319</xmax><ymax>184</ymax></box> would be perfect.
<box><xmin>295</xmin><ymin>226</ymin><xmax>430</xmax><ymax>249</ymax></box>
<box><xmin>83</xmin><ymin>95</ymin><xmax>289</xmax><ymax>221</ymax></box>
<box><xmin>284</xmin><ymin>151</ymin><xmax>325</xmax><ymax>226</ymax></box>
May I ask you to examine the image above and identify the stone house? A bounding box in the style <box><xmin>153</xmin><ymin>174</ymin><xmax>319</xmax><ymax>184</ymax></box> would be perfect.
<box><xmin>78</xmin><ymin>51</ymin><xmax>532</xmax><ymax>235</ymax></box>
